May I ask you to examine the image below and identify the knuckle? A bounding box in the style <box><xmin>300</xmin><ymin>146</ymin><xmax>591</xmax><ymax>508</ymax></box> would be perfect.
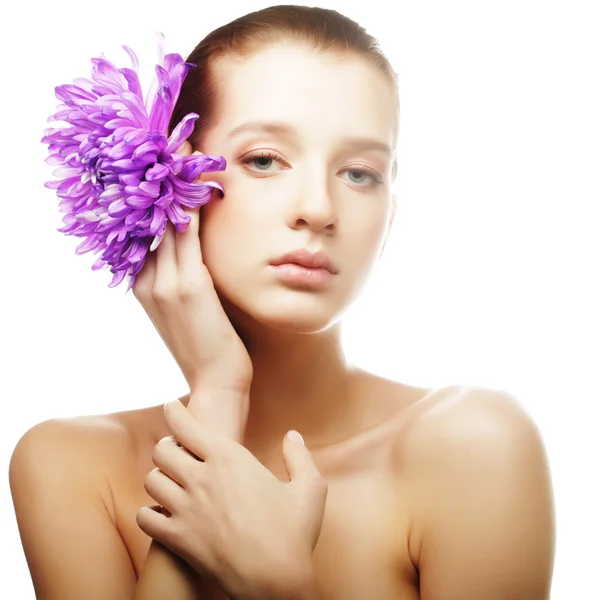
<box><xmin>178</xmin><ymin>268</ymin><xmax>212</xmax><ymax>299</ymax></box>
<box><xmin>177</xmin><ymin>279</ymin><xmax>202</xmax><ymax>300</ymax></box>
<box><xmin>132</xmin><ymin>282</ymin><xmax>147</xmax><ymax>302</ymax></box>
<box><xmin>169</xmin><ymin>518</ymin><xmax>189</xmax><ymax>546</ymax></box>
<box><xmin>152</xmin><ymin>284</ymin><xmax>176</xmax><ymax>303</ymax></box>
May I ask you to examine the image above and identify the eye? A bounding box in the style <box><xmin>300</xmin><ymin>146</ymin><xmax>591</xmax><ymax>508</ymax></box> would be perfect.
<box><xmin>341</xmin><ymin>165</ymin><xmax>384</xmax><ymax>187</ymax></box>
<box><xmin>239</xmin><ymin>151</ymin><xmax>287</xmax><ymax>177</ymax></box>
<box><xmin>239</xmin><ymin>152</ymin><xmax>384</xmax><ymax>188</ymax></box>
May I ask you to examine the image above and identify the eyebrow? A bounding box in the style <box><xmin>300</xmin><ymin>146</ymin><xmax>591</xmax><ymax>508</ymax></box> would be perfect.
<box><xmin>227</xmin><ymin>121</ymin><xmax>393</xmax><ymax>156</ymax></box>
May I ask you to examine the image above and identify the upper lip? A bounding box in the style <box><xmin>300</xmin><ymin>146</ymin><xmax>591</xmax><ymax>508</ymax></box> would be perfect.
<box><xmin>270</xmin><ymin>249</ymin><xmax>338</xmax><ymax>274</ymax></box>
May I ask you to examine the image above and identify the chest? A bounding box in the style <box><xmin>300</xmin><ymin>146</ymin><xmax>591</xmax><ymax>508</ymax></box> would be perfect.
<box><xmin>115</xmin><ymin>450</ymin><xmax>419</xmax><ymax>599</ymax></box>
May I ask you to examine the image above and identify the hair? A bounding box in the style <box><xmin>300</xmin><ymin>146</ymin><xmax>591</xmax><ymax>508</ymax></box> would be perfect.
<box><xmin>168</xmin><ymin>4</ymin><xmax>399</xmax><ymax>148</ymax></box>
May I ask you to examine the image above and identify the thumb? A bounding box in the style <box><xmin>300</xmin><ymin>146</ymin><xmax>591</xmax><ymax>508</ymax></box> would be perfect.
<box><xmin>282</xmin><ymin>430</ymin><xmax>317</xmax><ymax>483</ymax></box>
<box><xmin>178</xmin><ymin>140</ymin><xmax>204</xmax><ymax>158</ymax></box>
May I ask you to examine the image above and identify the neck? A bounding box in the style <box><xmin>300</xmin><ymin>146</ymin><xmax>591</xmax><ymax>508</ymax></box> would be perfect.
<box><xmin>225</xmin><ymin>301</ymin><xmax>361</xmax><ymax>458</ymax></box>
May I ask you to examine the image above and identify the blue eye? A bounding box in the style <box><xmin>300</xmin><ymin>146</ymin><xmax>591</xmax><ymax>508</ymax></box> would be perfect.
<box><xmin>239</xmin><ymin>151</ymin><xmax>383</xmax><ymax>187</ymax></box>
<box><xmin>345</xmin><ymin>167</ymin><xmax>383</xmax><ymax>186</ymax></box>
<box><xmin>240</xmin><ymin>151</ymin><xmax>284</xmax><ymax>175</ymax></box>
<box><xmin>251</xmin><ymin>156</ymin><xmax>274</xmax><ymax>170</ymax></box>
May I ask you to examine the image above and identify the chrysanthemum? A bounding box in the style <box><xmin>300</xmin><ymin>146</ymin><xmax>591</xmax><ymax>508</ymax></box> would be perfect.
<box><xmin>42</xmin><ymin>34</ymin><xmax>225</xmax><ymax>290</ymax></box>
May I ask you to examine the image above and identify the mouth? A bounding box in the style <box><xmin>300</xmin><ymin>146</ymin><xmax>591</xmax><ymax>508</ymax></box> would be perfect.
<box><xmin>269</xmin><ymin>248</ymin><xmax>338</xmax><ymax>274</ymax></box>
<box><xmin>268</xmin><ymin>263</ymin><xmax>336</xmax><ymax>288</ymax></box>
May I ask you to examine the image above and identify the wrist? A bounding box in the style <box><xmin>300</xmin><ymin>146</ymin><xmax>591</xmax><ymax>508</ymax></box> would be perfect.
<box><xmin>188</xmin><ymin>386</ymin><xmax>250</xmax><ymax>443</ymax></box>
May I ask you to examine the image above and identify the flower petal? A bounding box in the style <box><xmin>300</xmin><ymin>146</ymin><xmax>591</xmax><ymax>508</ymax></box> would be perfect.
<box><xmin>42</xmin><ymin>37</ymin><xmax>228</xmax><ymax>288</ymax></box>
<box><xmin>165</xmin><ymin>113</ymin><xmax>198</xmax><ymax>154</ymax></box>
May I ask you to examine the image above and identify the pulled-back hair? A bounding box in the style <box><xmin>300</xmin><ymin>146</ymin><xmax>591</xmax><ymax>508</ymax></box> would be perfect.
<box><xmin>169</xmin><ymin>4</ymin><xmax>399</xmax><ymax>148</ymax></box>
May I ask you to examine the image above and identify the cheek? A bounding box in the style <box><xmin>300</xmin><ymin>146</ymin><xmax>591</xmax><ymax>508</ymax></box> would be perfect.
<box><xmin>348</xmin><ymin>204</ymin><xmax>391</xmax><ymax>257</ymax></box>
<box><xmin>198</xmin><ymin>193</ymin><xmax>265</xmax><ymax>287</ymax></box>
<box><xmin>198</xmin><ymin>199</ymin><xmax>237</xmax><ymax>268</ymax></box>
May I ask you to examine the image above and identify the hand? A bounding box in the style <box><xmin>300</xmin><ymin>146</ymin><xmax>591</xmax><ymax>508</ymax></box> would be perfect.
<box><xmin>132</xmin><ymin>142</ymin><xmax>253</xmax><ymax>402</ymax></box>
<box><xmin>137</xmin><ymin>400</ymin><xmax>328</xmax><ymax>599</ymax></box>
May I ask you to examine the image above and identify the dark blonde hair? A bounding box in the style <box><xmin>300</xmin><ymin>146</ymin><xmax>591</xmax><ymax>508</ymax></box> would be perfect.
<box><xmin>169</xmin><ymin>4</ymin><xmax>399</xmax><ymax>147</ymax></box>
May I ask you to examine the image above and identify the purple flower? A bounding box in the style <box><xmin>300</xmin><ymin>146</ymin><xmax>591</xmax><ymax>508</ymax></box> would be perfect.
<box><xmin>42</xmin><ymin>34</ymin><xmax>225</xmax><ymax>290</ymax></box>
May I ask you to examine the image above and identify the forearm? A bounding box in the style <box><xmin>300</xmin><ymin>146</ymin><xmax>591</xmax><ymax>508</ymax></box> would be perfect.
<box><xmin>231</xmin><ymin>561</ymin><xmax>323</xmax><ymax>600</ymax></box>
<box><xmin>133</xmin><ymin>543</ymin><xmax>322</xmax><ymax>600</ymax></box>
<box><xmin>272</xmin><ymin>562</ymin><xmax>322</xmax><ymax>600</ymax></box>
<box><xmin>132</xmin><ymin>540</ymin><xmax>205</xmax><ymax>600</ymax></box>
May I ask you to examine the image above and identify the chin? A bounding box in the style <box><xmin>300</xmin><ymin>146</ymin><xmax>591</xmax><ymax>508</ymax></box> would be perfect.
<box><xmin>255</xmin><ymin>310</ymin><xmax>342</xmax><ymax>335</ymax></box>
<box><xmin>219</xmin><ymin>288</ymin><xmax>348</xmax><ymax>336</ymax></box>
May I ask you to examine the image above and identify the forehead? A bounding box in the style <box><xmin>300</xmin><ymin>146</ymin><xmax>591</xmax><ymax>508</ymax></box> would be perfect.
<box><xmin>212</xmin><ymin>43</ymin><xmax>398</xmax><ymax>146</ymax></box>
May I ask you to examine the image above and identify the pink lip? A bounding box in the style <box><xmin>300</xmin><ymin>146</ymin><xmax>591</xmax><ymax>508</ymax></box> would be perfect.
<box><xmin>268</xmin><ymin>263</ymin><xmax>335</xmax><ymax>288</ymax></box>
<box><xmin>269</xmin><ymin>249</ymin><xmax>338</xmax><ymax>274</ymax></box>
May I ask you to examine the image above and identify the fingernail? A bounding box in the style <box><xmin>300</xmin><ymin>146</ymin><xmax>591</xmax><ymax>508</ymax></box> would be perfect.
<box><xmin>288</xmin><ymin>430</ymin><xmax>304</xmax><ymax>445</ymax></box>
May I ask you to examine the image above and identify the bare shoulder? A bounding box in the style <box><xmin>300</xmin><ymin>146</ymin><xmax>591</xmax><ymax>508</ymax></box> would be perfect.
<box><xmin>11</xmin><ymin>410</ymin><xmax>131</xmax><ymax>473</ymax></box>
<box><xmin>399</xmin><ymin>384</ymin><xmax>550</xmax><ymax>463</ymax></box>
<box><xmin>11</xmin><ymin>411</ymin><xmax>134</xmax><ymax>514</ymax></box>
<box><xmin>10</xmin><ymin>396</ymin><xmax>173</xmax><ymax>505</ymax></box>
<box><xmin>397</xmin><ymin>383</ymin><xmax>554</xmax><ymax>504</ymax></box>
<box><xmin>396</xmin><ymin>385</ymin><xmax>556</xmax><ymax>599</ymax></box>
<box><xmin>8</xmin><ymin>409</ymin><xmax>161</xmax><ymax>599</ymax></box>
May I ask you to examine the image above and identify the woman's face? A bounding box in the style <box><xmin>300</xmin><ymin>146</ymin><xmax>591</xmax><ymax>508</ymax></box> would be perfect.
<box><xmin>196</xmin><ymin>42</ymin><xmax>398</xmax><ymax>334</ymax></box>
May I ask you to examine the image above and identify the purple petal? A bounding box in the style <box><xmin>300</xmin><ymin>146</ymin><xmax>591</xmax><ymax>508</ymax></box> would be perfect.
<box><xmin>75</xmin><ymin>234</ymin><xmax>102</xmax><ymax>255</ymax></box>
<box><xmin>174</xmin><ymin>154</ymin><xmax>225</xmax><ymax>183</ymax></box>
<box><xmin>121</xmin><ymin>44</ymin><xmax>140</xmax><ymax>72</ymax></box>
<box><xmin>108</xmin><ymin>198</ymin><xmax>134</xmax><ymax>217</ymax></box>
<box><xmin>108</xmin><ymin>269</ymin><xmax>127</xmax><ymax>288</ymax></box>
<box><xmin>163</xmin><ymin>53</ymin><xmax>192</xmax><ymax>106</ymax></box>
<box><xmin>147</xmin><ymin>65</ymin><xmax>172</xmax><ymax>132</ymax></box>
<box><xmin>150</xmin><ymin>206</ymin><xmax>167</xmax><ymax>236</ymax></box>
<box><xmin>145</xmin><ymin>163</ymin><xmax>169</xmax><ymax>181</ymax></box>
<box><xmin>167</xmin><ymin>201</ymin><xmax>191</xmax><ymax>231</ymax></box>
<box><xmin>55</xmin><ymin>84</ymin><xmax>97</xmax><ymax>102</ymax></box>
<box><xmin>122</xmin><ymin>129</ymin><xmax>149</xmax><ymax>146</ymax></box>
<box><xmin>165</xmin><ymin>113</ymin><xmax>198</xmax><ymax>154</ymax></box>
<box><xmin>126</xmin><ymin>195</ymin><xmax>155</xmax><ymax>209</ymax></box>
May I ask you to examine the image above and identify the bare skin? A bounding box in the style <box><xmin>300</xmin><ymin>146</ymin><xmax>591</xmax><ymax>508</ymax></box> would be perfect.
<box><xmin>10</xmin><ymin>41</ymin><xmax>555</xmax><ymax>600</ymax></box>
<box><xmin>10</xmin><ymin>368</ymin><xmax>554</xmax><ymax>598</ymax></box>
<box><xmin>101</xmin><ymin>370</ymin><xmax>436</xmax><ymax>599</ymax></box>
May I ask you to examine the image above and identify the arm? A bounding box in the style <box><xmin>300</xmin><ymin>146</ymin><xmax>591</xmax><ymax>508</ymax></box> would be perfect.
<box><xmin>9</xmin><ymin>419</ymin><xmax>137</xmax><ymax>600</ymax></box>
<box><xmin>134</xmin><ymin>389</ymin><xmax>325</xmax><ymax>600</ymax></box>
<box><xmin>133</xmin><ymin>388</ymin><xmax>248</xmax><ymax>600</ymax></box>
<box><xmin>133</xmin><ymin>541</ymin><xmax>219</xmax><ymax>599</ymax></box>
<box><xmin>407</xmin><ymin>387</ymin><xmax>556</xmax><ymax>599</ymax></box>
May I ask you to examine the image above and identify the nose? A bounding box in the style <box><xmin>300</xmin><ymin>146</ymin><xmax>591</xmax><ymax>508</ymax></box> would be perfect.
<box><xmin>287</xmin><ymin>165</ymin><xmax>337</xmax><ymax>233</ymax></box>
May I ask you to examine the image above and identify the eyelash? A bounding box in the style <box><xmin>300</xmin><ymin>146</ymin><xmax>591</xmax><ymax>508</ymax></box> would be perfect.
<box><xmin>239</xmin><ymin>151</ymin><xmax>384</xmax><ymax>186</ymax></box>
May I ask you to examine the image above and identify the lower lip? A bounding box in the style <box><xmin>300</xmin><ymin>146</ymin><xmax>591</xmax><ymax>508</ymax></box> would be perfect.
<box><xmin>269</xmin><ymin>263</ymin><xmax>336</xmax><ymax>287</ymax></box>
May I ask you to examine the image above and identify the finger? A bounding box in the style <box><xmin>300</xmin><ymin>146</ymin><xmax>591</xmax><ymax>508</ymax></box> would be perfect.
<box><xmin>154</xmin><ymin>220</ymin><xmax>178</xmax><ymax>290</ymax></box>
<box><xmin>136</xmin><ymin>504</ymin><xmax>171</xmax><ymax>542</ymax></box>
<box><xmin>132</xmin><ymin>248</ymin><xmax>157</xmax><ymax>302</ymax></box>
<box><xmin>152</xmin><ymin>436</ymin><xmax>204</xmax><ymax>490</ymax></box>
<box><xmin>164</xmin><ymin>399</ymin><xmax>230</xmax><ymax>463</ymax></box>
<box><xmin>176</xmin><ymin>206</ymin><xmax>205</xmax><ymax>283</ymax></box>
<box><xmin>177</xmin><ymin>141</ymin><xmax>193</xmax><ymax>157</ymax></box>
<box><xmin>143</xmin><ymin>466</ymin><xmax>185</xmax><ymax>513</ymax></box>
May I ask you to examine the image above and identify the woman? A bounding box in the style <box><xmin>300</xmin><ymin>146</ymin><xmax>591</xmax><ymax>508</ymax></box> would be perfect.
<box><xmin>9</xmin><ymin>5</ymin><xmax>555</xmax><ymax>599</ymax></box>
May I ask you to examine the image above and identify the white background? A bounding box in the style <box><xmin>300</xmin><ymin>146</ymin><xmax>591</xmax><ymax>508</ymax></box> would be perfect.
<box><xmin>1</xmin><ymin>0</ymin><xmax>590</xmax><ymax>597</ymax></box>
